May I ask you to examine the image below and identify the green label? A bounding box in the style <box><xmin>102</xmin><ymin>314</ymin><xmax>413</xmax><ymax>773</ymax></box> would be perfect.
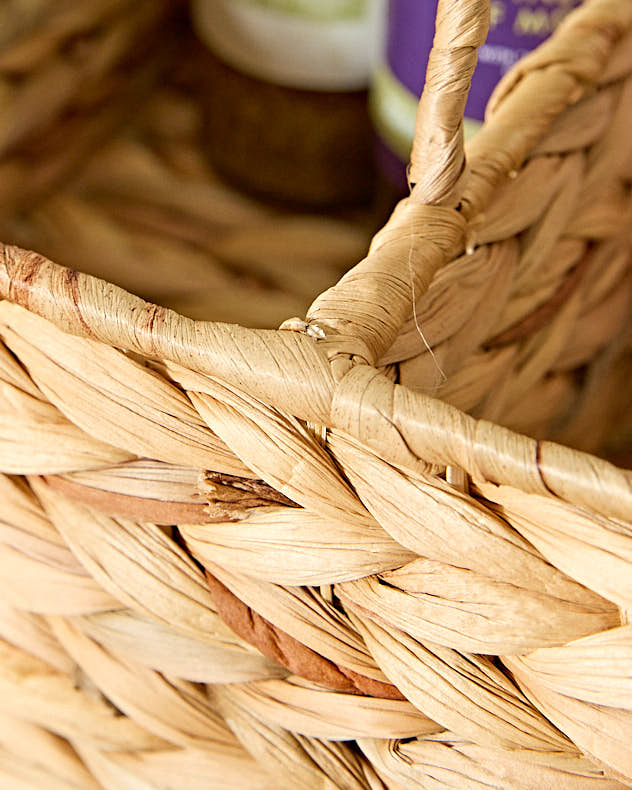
<box><xmin>371</xmin><ymin>63</ymin><xmax>482</xmax><ymax>162</ymax></box>
<box><xmin>241</xmin><ymin>0</ymin><xmax>367</xmax><ymax>20</ymax></box>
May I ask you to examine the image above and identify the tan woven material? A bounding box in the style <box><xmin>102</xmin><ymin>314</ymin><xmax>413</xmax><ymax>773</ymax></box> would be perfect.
<box><xmin>0</xmin><ymin>7</ymin><xmax>372</xmax><ymax>328</ymax></box>
<box><xmin>1</xmin><ymin>0</ymin><xmax>632</xmax><ymax>788</ymax></box>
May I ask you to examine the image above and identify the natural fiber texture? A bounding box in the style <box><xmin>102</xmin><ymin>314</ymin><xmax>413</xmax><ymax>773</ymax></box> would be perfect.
<box><xmin>1</xmin><ymin>0</ymin><xmax>632</xmax><ymax>788</ymax></box>
<box><xmin>0</xmin><ymin>26</ymin><xmax>372</xmax><ymax>328</ymax></box>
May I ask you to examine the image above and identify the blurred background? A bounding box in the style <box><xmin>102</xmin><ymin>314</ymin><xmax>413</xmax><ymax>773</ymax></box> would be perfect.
<box><xmin>0</xmin><ymin>0</ymin><xmax>382</xmax><ymax>328</ymax></box>
<box><xmin>0</xmin><ymin>0</ymin><xmax>582</xmax><ymax>327</ymax></box>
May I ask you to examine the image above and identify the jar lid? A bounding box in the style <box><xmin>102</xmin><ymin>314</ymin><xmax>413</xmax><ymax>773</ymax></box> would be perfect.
<box><xmin>191</xmin><ymin>0</ymin><xmax>386</xmax><ymax>92</ymax></box>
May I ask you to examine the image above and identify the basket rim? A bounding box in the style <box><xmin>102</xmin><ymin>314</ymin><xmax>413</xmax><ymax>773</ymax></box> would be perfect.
<box><xmin>1</xmin><ymin>243</ymin><xmax>631</xmax><ymax>526</ymax></box>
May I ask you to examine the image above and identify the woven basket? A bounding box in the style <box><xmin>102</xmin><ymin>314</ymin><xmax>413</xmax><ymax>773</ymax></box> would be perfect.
<box><xmin>1</xmin><ymin>0</ymin><xmax>632</xmax><ymax>787</ymax></box>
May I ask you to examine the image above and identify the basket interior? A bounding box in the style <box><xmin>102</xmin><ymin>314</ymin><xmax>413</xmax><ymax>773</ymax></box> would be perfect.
<box><xmin>0</xmin><ymin>2</ymin><xmax>376</xmax><ymax>327</ymax></box>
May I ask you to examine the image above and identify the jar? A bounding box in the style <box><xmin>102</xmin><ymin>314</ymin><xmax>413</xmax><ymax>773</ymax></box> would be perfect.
<box><xmin>372</xmin><ymin>0</ymin><xmax>583</xmax><ymax>192</ymax></box>
<box><xmin>191</xmin><ymin>0</ymin><xmax>386</xmax><ymax>208</ymax></box>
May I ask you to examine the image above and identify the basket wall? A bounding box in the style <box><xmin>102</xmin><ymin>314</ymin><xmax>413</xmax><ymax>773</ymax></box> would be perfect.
<box><xmin>0</xmin><ymin>1</ymin><xmax>632</xmax><ymax>789</ymax></box>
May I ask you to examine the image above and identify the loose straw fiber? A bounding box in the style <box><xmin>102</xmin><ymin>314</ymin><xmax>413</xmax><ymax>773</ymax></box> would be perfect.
<box><xmin>1</xmin><ymin>0</ymin><xmax>632</xmax><ymax>788</ymax></box>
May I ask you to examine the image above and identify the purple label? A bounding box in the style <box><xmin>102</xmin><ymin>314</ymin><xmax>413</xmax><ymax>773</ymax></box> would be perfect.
<box><xmin>388</xmin><ymin>0</ymin><xmax>581</xmax><ymax>121</ymax></box>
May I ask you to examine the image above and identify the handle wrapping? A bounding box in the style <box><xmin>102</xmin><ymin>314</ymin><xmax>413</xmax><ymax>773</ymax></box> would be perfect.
<box><xmin>409</xmin><ymin>0</ymin><xmax>490</xmax><ymax>205</ymax></box>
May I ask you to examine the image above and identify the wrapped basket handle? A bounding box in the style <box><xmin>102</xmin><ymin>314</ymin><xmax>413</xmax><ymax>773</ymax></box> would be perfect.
<box><xmin>409</xmin><ymin>0</ymin><xmax>490</xmax><ymax>205</ymax></box>
<box><xmin>306</xmin><ymin>0</ymin><xmax>490</xmax><ymax>363</ymax></box>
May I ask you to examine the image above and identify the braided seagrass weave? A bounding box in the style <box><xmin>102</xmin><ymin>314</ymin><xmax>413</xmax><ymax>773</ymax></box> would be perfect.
<box><xmin>1</xmin><ymin>0</ymin><xmax>632</xmax><ymax>787</ymax></box>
